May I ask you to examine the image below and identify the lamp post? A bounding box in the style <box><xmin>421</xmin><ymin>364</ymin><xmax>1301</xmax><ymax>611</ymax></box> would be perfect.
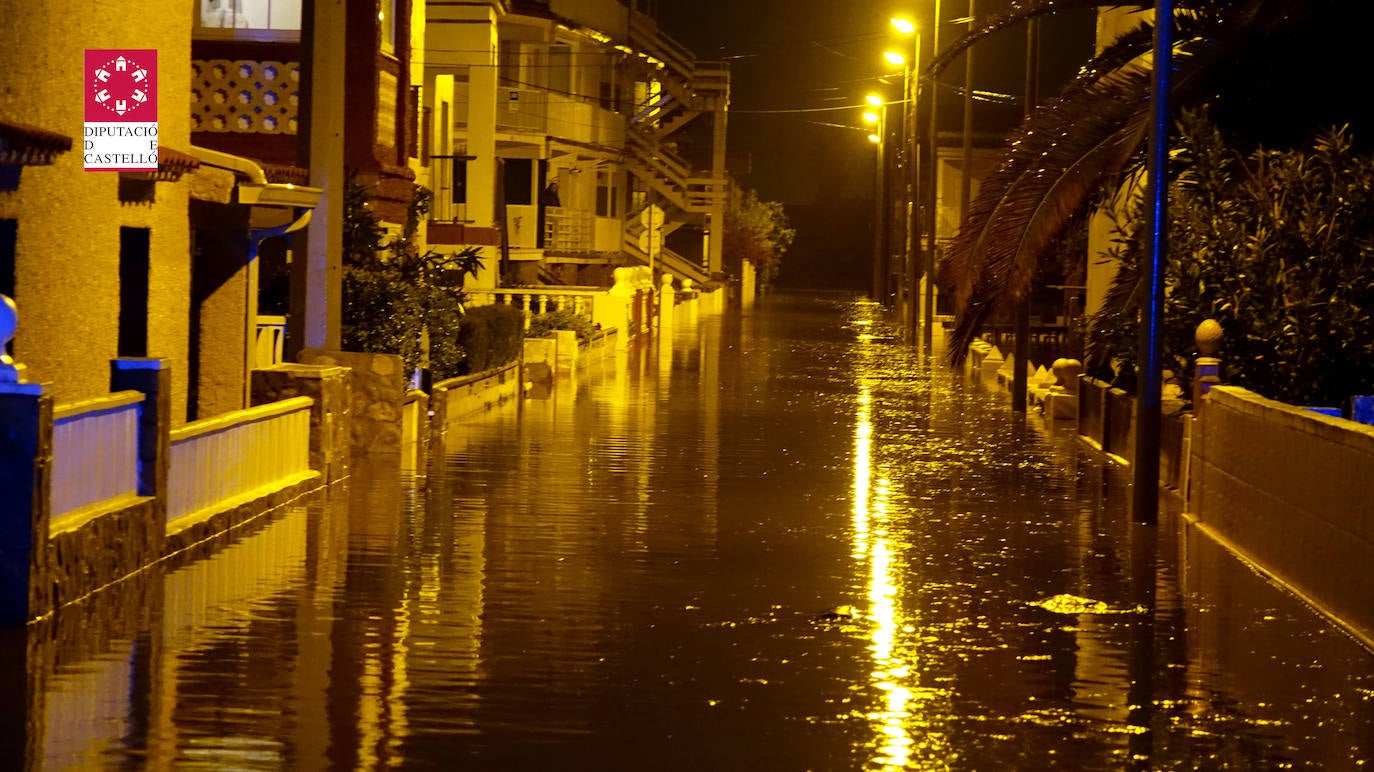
<box><xmin>865</xmin><ymin>98</ymin><xmax>887</xmax><ymax>305</ymax></box>
<box><xmin>920</xmin><ymin>0</ymin><xmax>943</xmax><ymax>356</ymax></box>
<box><xmin>1133</xmin><ymin>0</ymin><xmax>1174</xmax><ymax>526</ymax></box>
<box><xmin>886</xmin><ymin>18</ymin><xmax>921</xmax><ymax>346</ymax></box>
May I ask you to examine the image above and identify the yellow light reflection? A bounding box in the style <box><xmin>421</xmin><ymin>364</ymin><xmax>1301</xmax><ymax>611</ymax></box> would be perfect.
<box><xmin>850</xmin><ymin>330</ymin><xmax>948</xmax><ymax>769</ymax></box>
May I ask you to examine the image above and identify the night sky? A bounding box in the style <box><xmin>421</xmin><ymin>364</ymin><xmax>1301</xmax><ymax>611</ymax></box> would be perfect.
<box><xmin>655</xmin><ymin>0</ymin><xmax>1095</xmax><ymax>289</ymax></box>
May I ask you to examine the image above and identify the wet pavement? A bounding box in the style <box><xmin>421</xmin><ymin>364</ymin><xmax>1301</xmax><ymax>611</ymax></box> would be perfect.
<box><xmin>13</xmin><ymin>293</ymin><xmax>1374</xmax><ymax>770</ymax></box>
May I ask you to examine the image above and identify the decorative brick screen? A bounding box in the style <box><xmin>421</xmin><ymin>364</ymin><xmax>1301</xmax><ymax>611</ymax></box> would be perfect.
<box><xmin>191</xmin><ymin>59</ymin><xmax>300</xmax><ymax>134</ymax></box>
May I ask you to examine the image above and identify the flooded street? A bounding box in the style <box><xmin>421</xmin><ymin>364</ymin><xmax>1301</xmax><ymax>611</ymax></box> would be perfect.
<box><xmin>18</xmin><ymin>294</ymin><xmax>1374</xmax><ymax>769</ymax></box>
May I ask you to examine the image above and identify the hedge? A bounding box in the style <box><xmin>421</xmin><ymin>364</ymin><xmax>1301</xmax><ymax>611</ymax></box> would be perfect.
<box><xmin>458</xmin><ymin>304</ymin><xmax>525</xmax><ymax>374</ymax></box>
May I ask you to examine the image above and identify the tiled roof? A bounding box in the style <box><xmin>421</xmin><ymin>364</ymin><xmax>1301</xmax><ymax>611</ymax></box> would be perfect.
<box><xmin>0</xmin><ymin>119</ymin><xmax>74</xmax><ymax>165</ymax></box>
<box><xmin>261</xmin><ymin>163</ymin><xmax>310</xmax><ymax>186</ymax></box>
<box><xmin>157</xmin><ymin>146</ymin><xmax>202</xmax><ymax>178</ymax></box>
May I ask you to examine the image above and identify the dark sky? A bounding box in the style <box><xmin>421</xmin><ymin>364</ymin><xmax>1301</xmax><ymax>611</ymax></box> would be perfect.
<box><xmin>656</xmin><ymin>0</ymin><xmax>1095</xmax><ymax>205</ymax></box>
<box><xmin>653</xmin><ymin>0</ymin><xmax>1095</xmax><ymax>288</ymax></box>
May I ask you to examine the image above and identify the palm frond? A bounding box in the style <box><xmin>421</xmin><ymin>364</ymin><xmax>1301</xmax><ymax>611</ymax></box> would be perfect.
<box><xmin>943</xmin><ymin>66</ymin><xmax>1152</xmax><ymax>362</ymax></box>
<box><xmin>925</xmin><ymin>1</ymin><xmax>1152</xmax><ymax>80</ymax></box>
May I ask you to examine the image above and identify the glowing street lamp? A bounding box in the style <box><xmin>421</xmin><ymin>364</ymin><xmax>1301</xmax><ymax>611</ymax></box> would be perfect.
<box><xmin>868</xmin><ymin>133</ymin><xmax>882</xmax><ymax>144</ymax></box>
<box><xmin>862</xmin><ymin>110</ymin><xmax>880</xmax><ymax>124</ymax></box>
<box><xmin>866</xmin><ymin>93</ymin><xmax>885</xmax><ymax>107</ymax></box>
<box><xmin>883</xmin><ymin>50</ymin><xmax>907</xmax><ymax>67</ymax></box>
<box><xmin>891</xmin><ymin>17</ymin><xmax>916</xmax><ymax>35</ymax></box>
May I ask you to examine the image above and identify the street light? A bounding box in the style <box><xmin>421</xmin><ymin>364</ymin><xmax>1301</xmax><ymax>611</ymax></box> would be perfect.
<box><xmin>889</xmin><ymin>17</ymin><xmax>921</xmax><ymax>346</ymax></box>
<box><xmin>866</xmin><ymin>94</ymin><xmax>889</xmax><ymax>305</ymax></box>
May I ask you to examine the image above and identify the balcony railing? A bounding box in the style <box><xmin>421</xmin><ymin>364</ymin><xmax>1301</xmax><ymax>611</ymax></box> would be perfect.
<box><xmin>544</xmin><ymin>207</ymin><xmax>594</xmax><ymax>252</ymax></box>
<box><xmin>497</xmin><ymin>86</ymin><xmax>547</xmax><ymax>133</ymax></box>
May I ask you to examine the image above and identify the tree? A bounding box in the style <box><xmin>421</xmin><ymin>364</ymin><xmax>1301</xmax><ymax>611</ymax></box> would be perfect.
<box><xmin>722</xmin><ymin>178</ymin><xmax>795</xmax><ymax>290</ymax></box>
<box><xmin>341</xmin><ymin>171</ymin><xmax>483</xmax><ymax>381</ymax></box>
<box><xmin>930</xmin><ymin>0</ymin><xmax>1374</xmax><ymax>361</ymax></box>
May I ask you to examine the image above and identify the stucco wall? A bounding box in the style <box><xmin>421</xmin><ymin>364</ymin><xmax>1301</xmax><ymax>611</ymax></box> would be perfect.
<box><xmin>0</xmin><ymin>1</ymin><xmax>192</xmax><ymax>422</ymax></box>
<box><xmin>1189</xmin><ymin>386</ymin><xmax>1374</xmax><ymax>643</ymax></box>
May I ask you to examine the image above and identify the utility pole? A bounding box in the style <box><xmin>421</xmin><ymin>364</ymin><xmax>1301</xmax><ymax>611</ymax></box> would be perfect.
<box><xmin>920</xmin><ymin>0</ymin><xmax>943</xmax><ymax>356</ymax></box>
<box><xmin>1133</xmin><ymin>1</ymin><xmax>1174</xmax><ymax>525</ymax></box>
<box><xmin>961</xmin><ymin>0</ymin><xmax>977</xmax><ymax>366</ymax></box>
<box><xmin>293</xmin><ymin>0</ymin><xmax>346</xmax><ymax>355</ymax></box>
<box><xmin>1013</xmin><ymin>15</ymin><xmax>1038</xmax><ymax>412</ymax></box>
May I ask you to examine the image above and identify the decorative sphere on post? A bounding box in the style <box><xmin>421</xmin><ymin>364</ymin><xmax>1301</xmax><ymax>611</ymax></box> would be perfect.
<box><xmin>1195</xmin><ymin>318</ymin><xmax>1223</xmax><ymax>357</ymax></box>
<box><xmin>0</xmin><ymin>294</ymin><xmax>16</xmax><ymax>357</ymax></box>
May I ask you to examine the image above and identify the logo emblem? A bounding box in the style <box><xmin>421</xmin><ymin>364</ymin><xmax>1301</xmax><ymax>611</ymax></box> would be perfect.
<box><xmin>91</xmin><ymin>55</ymin><xmax>153</xmax><ymax>117</ymax></box>
<box><xmin>84</xmin><ymin>49</ymin><xmax>159</xmax><ymax>172</ymax></box>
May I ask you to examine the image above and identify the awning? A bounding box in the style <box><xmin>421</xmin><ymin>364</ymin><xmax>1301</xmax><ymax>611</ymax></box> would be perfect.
<box><xmin>0</xmin><ymin>119</ymin><xmax>74</xmax><ymax>166</ymax></box>
<box><xmin>189</xmin><ymin>145</ymin><xmax>322</xmax><ymax>208</ymax></box>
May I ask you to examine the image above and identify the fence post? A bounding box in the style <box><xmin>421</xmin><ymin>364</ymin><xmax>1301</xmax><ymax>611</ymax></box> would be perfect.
<box><xmin>251</xmin><ymin>363</ymin><xmax>352</xmax><ymax>482</ymax></box>
<box><xmin>1192</xmin><ymin>319</ymin><xmax>1224</xmax><ymax>411</ymax></box>
<box><xmin>111</xmin><ymin>359</ymin><xmax>170</xmax><ymax>501</ymax></box>
<box><xmin>659</xmin><ymin>274</ymin><xmax>676</xmax><ymax>329</ymax></box>
<box><xmin>0</xmin><ymin>296</ymin><xmax>51</xmax><ymax>623</ymax></box>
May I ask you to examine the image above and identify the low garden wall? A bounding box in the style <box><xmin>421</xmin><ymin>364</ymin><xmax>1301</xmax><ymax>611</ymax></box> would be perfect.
<box><xmin>299</xmin><ymin>348</ymin><xmax>404</xmax><ymax>455</ymax></box>
<box><xmin>1188</xmin><ymin>385</ymin><xmax>1374</xmax><ymax>646</ymax></box>
<box><xmin>1</xmin><ymin>358</ymin><xmax>348</xmax><ymax>623</ymax></box>
<box><xmin>430</xmin><ymin>359</ymin><xmax>522</xmax><ymax>443</ymax></box>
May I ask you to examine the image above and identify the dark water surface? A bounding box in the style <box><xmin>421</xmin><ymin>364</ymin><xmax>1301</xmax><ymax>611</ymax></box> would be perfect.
<box><xmin>19</xmin><ymin>294</ymin><xmax>1374</xmax><ymax>770</ymax></box>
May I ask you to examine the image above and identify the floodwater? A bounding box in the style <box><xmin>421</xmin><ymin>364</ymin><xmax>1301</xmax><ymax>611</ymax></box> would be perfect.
<box><xmin>13</xmin><ymin>294</ymin><xmax>1374</xmax><ymax>770</ymax></box>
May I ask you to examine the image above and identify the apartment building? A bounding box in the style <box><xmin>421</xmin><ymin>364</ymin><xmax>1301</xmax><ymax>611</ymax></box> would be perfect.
<box><xmin>421</xmin><ymin>0</ymin><xmax>729</xmax><ymax>290</ymax></box>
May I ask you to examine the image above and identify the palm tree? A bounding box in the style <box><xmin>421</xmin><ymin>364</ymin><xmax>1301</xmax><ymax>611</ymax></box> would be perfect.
<box><xmin>933</xmin><ymin>0</ymin><xmax>1374</xmax><ymax>363</ymax></box>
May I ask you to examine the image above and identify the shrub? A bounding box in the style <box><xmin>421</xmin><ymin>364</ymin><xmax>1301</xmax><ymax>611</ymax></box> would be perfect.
<box><xmin>457</xmin><ymin>304</ymin><xmax>525</xmax><ymax>374</ymax></box>
<box><xmin>1088</xmin><ymin>110</ymin><xmax>1374</xmax><ymax>407</ymax></box>
<box><xmin>527</xmin><ymin>308</ymin><xmax>595</xmax><ymax>340</ymax></box>
<box><xmin>341</xmin><ymin>171</ymin><xmax>484</xmax><ymax>383</ymax></box>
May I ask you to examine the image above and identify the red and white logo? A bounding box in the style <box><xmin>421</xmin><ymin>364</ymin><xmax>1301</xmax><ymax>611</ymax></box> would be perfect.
<box><xmin>84</xmin><ymin>49</ymin><xmax>158</xmax><ymax>172</ymax></box>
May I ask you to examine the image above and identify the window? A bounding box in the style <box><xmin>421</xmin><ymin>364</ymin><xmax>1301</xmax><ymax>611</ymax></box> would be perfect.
<box><xmin>0</xmin><ymin>219</ymin><xmax>15</xmax><ymax>300</ymax></box>
<box><xmin>0</xmin><ymin>220</ymin><xmax>12</xmax><ymax>357</ymax></box>
<box><xmin>196</xmin><ymin>0</ymin><xmax>301</xmax><ymax>39</ymax></box>
<box><xmin>119</xmin><ymin>228</ymin><xmax>150</xmax><ymax>358</ymax></box>
<box><xmin>548</xmin><ymin>45</ymin><xmax>571</xmax><ymax>95</ymax></box>
<box><xmin>379</xmin><ymin>0</ymin><xmax>397</xmax><ymax>55</ymax></box>
<box><xmin>596</xmin><ymin>170</ymin><xmax>617</xmax><ymax>217</ymax></box>
<box><xmin>503</xmin><ymin>158</ymin><xmax>533</xmax><ymax>205</ymax></box>
<box><xmin>452</xmin><ymin>158</ymin><xmax>467</xmax><ymax>205</ymax></box>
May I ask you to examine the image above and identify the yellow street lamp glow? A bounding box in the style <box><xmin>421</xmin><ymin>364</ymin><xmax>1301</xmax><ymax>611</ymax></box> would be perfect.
<box><xmin>865</xmin><ymin>94</ymin><xmax>884</xmax><ymax>107</ymax></box>
<box><xmin>891</xmin><ymin>18</ymin><xmax>916</xmax><ymax>35</ymax></box>
<box><xmin>883</xmin><ymin>50</ymin><xmax>906</xmax><ymax>67</ymax></box>
<box><xmin>862</xmin><ymin>111</ymin><xmax>880</xmax><ymax>124</ymax></box>
<box><xmin>868</xmin><ymin>133</ymin><xmax>882</xmax><ymax>144</ymax></box>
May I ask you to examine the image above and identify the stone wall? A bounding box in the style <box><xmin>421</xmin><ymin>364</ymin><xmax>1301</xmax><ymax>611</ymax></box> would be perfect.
<box><xmin>251</xmin><ymin>363</ymin><xmax>351</xmax><ymax>482</ymax></box>
<box><xmin>299</xmin><ymin>349</ymin><xmax>404</xmax><ymax>454</ymax></box>
<box><xmin>1189</xmin><ymin>386</ymin><xmax>1374</xmax><ymax>645</ymax></box>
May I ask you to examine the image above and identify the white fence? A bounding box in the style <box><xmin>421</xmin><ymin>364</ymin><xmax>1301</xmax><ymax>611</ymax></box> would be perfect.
<box><xmin>50</xmin><ymin>391</ymin><xmax>143</xmax><ymax>521</ymax></box>
<box><xmin>167</xmin><ymin>396</ymin><xmax>314</xmax><ymax>524</ymax></box>
<box><xmin>467</xmin><ymin>287</ymin><xmax>606</xmax><ymax>328</ymax></box>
